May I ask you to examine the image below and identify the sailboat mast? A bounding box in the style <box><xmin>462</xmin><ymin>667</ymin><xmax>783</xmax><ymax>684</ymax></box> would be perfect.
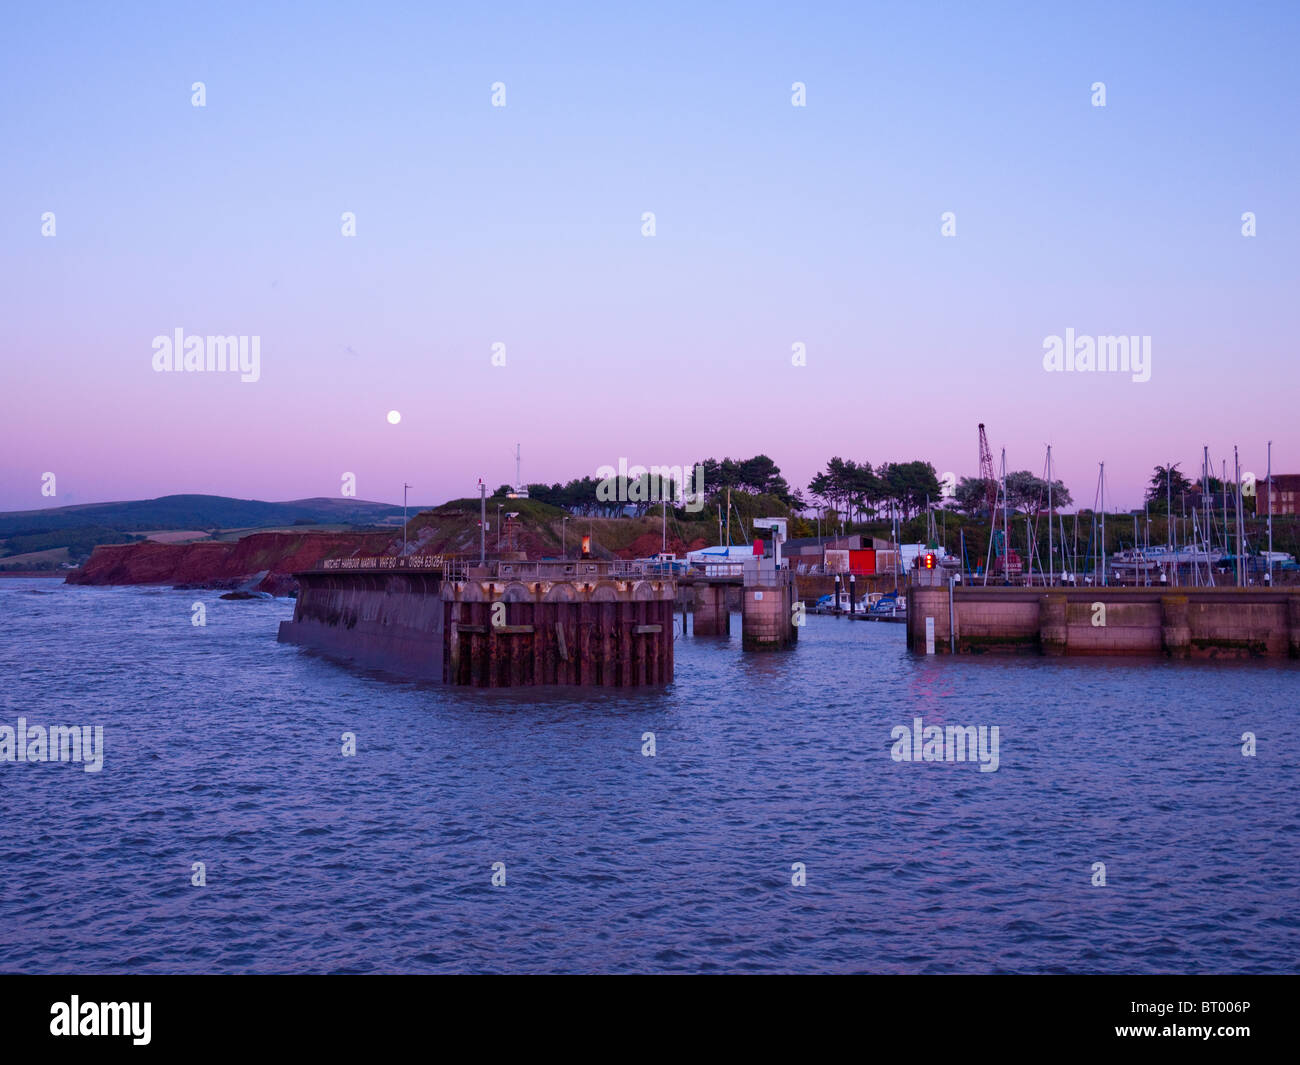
<box><xmin>1047</xmin><ymin>444</ymin><xmax>1054</xmax><ymax>586</ymax></box>
<box><xmin>1200</xmin><ymin>446</ymin><xmax>1214</xmax><ymax>587</ymax></box>
<box><xmin>1099</xmin><ymin>462</ymin><xmax>1106</xmax><ymax>587</ymax></box>
<box><xmin>1001</xmin><ymin>449</ymin><xmax>1009</xmax><ymax>584</ymax></box>
<box><xmin>1170</xmin><ymin>462</ymin><xmax>1180</xmax><ymax>553</ymax></box>
<box><xmin>1267</xmin><ymin>440</ymin><xmax>1274</xmax><ymax>583</ymax></box>
<box><xmin>1232</xmin><ymin>447</ymin><xmax>1239</xmax><ymax>585</ymax></box>
<box><xmin>1026</xmin><ymin>514</ymin><xmax>1032</xmax><ymax>584</ymax></box>
<box><xmin>893</xmin><ymin>499</ymin><xmax>899</xmax><ymax>592</ymax></box>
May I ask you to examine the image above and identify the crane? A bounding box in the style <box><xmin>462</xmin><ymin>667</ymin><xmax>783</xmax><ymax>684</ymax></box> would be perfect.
<box><xmin>978</xmin><ymin>424</ymin><xmax>1022</xmax><ymax>580</ymax></box>
<box><xmin>977</xmin><ymin>423</ymin><xmax>997</xmax><ymax>517</ymax></box>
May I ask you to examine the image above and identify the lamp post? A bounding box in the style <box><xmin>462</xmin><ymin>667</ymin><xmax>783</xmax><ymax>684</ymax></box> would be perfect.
<box><xmin>562</xmin><ymin>516</ymin><xmax>570</xmax><ymax>558</ymax></box>
<box><xmin>402</xmin><ymin>483</ymin><xmax>412</xmax><ymax>555</ymax></box>
<box><xmin>497</xmin><ymin>505</ymin><xmax>503</xmax><ymax>553</ymax></box>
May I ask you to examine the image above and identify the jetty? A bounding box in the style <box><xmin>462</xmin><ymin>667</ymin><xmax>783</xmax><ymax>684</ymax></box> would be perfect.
<box><xmin>906</xmin><ymin>574</ymin><xmax>1300</xmax><ymax>658</ymax></box>
<box><xmin>277</xmin><ymin>553</ymin><xmax>798</xmax><ymax>685</ymax></box>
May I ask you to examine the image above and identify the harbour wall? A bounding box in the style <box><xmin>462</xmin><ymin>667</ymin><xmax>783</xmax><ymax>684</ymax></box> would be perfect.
<box><xmin>443</xmin><ymin>573</ymin><xmax>675</xmax><ymax>686</ymax></box>
<box><xmin>278</xmin><ymin>564</ymin><xmax>676</xmax><ymax>686</ymax></box>
<box><xmin>278</xmin><ymin>571</ymin><xmax>447</xmax><ymax>680</ymax></box>
<box><xmin>907</xmin><ymin>585</ymin><xmax>1300</xmax><ymax>658</ymax></box>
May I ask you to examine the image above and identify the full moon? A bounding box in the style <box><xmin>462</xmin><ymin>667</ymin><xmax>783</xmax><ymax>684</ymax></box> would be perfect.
<box><xmin>386</xmin><ymin>410</ymin><xmax>401</xmax><ymax>425</ymax></box>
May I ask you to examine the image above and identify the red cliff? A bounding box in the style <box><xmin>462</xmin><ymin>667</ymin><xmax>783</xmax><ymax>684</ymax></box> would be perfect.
<box><xmin>68</xmin><ymin>531</ymin><xmax>392</xmax><ymax>596</ymax></box>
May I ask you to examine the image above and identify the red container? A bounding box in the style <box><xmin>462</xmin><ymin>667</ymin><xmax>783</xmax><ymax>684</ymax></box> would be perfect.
<box><xmin>849</xmin><ymin>548</ymin><xmax>876</xmax><ymax>575</ymax></box>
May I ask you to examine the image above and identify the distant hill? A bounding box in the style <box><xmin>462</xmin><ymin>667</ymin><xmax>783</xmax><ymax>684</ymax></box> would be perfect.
<box><xmin>0</xmin><ymin>495</ymin><xmax>429</xmax><ymax>538</ymax></box>
<box><xmin>0</xmin><ymin>495</ymin><xmax>435</xmax><ymax>568</ymax></box>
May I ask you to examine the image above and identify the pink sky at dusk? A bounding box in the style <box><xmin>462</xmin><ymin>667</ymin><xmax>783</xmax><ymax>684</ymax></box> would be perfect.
<box><xmin>3</xmin><ymin>2</ymin><xmax>1297</xmax><ymax>514</ymax></box>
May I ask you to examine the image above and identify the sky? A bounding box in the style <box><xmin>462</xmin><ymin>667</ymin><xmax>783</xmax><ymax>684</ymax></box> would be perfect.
<box><xmin>2</xmin><ymin>1</ymin><xmax>1297</xmax><ymax>513</ymax></box>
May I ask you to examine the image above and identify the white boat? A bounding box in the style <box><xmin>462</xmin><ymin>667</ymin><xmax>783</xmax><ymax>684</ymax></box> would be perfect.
<box><xmin>812</xmin><ymin>589</ymin><xmax>880</xmax><ymax>613</ymax></box>
<box><xmin>866</xmin><ymin>591</ymin><xmax>906</xmax><ymax>618</ymax></box>
<box><xmin>812</xmin><ymin>589</ymin><xmax>907</xmax><ymax>616</ymax></box>
<box><xmin>1147</xmin><ymin>544</ymin><xmax>1224</xmax><ymax>567</ymax></box>
<box><xmin>685</xmin><ymin>544</ymin><xmax>755</xmax><ymax>576</ymax></box>
<box><xmin>813</xmin><ymin>590</ymin><xmax>856</xmax><ymax>613</ymax></box>
<box><xmin>1110</xmin><ymin>549</ymin><xmax>1161</xmax><ymax>575</ymax></box>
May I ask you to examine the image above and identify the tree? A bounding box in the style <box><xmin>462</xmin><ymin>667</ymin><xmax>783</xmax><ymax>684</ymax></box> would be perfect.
<box><xmin>1004</xmin><ymin>470</ymin><xmax>1072</xmax><ymax>513</ymax></box>
<box><xmin>1146</xmin><ymin>464</ymin><xmax>1194</xmax><ymax>512</ymax></box>
<box><xmin>951</xmin><ymin>471</ymin><xmax>1071</xmax><ymax>516</ymax></box>
<box><xmin>737</xmin><ymin>455</ymin><xmax>792</xmax><ymax>501</ymax></box>
<box><xmin>952</xmin><ymin>476</ymin><xmax>990</xmax><ymax>516</ymax></box>
<box><xmin>698</xmin><ymin>458</ymin><xmax>727</xmax><ymax>496</ymax></box>
<box><xmin>617</xmin><ymin>471</ymin><xmax>681</xmax><ymax>516</ymax></box>
<box><xmin>1045</xmin><ymin>477</ymin><xmax>1072</xmax><ymax>510</ymax></box>
<box><xmin>877</xmin><ymin>461</ymin><xmax>942</xmax><ymax>521</ymax></box>
<box><xmin>808</xmin><ymin>457</ymin><xmax>879</xmax><ymax>524</ymax></box>
<box><xmin>847</xmin><ymin>462</ymin><xmax>884</xmax><ymax>522</ymax></box>
<box><xmin>697</xmin><ymin>455</ymin><xmax>794</xmax><ymax>504</ymax></box>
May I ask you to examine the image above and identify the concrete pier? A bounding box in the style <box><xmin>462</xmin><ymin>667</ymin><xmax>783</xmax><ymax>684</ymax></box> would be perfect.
<box><xmin>1039</xmin><ymin>594</ymin><xmax>1068</xmax><ymax>656</ymax></box>
<box><xmin>907</xmin><ymin>584</ymin><xmax>1300</xmax><ymax>658</ymax></box>
<box><xmin>692</xmin><ymin>583</ymin><xmax>731</xmax><ymax>636</ymax></box>
<box><xmin>279</xmin><ymin>557</ymin><xmax>676</xmax><ymax>686</ymax></box>
<box><xmin>278</xmin><ymin>569</ymin><xmax>447</xmax><ymax>680</ymax></box>
<box><xmin>741</xmin><ymin>558</ymin><xmax>798</xmax><ymax>651</ymax></box>
<box><xmin>443</xmin><ymin>562</ymin><xmax>675</xmax><ymax>687</ymax></box>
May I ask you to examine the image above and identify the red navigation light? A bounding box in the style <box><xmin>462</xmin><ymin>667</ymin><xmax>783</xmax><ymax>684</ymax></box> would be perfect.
<box><xmin>924</xmin><ymin>552</ymin><xmax>936</xmax><ymax>570</ymax></box>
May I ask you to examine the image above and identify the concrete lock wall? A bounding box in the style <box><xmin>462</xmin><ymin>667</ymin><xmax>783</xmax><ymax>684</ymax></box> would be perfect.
<box><xmin>442</xmin><ymin>576</ymin><xmax>676</xmax><ymax>687</ymax></box>
<box><xmin>278</xmin><ymin>572</ymin><xmax>447</xmax><ymax>680</ymax></box>
<box><xmin>280</xmin><ymin>569</ymin><xmax>677</xmax><ymax>685</ymax></box>
<box><xmin>908</xmin><ymin>585</ymin><xmax>1300</xmax><ymax>659</ymax></box>
<box><xmin>742</xmin><ymin>560</ymin><xmax>798</xmax><ymax>651</ymax></box>
<box><xmin>693</xmin><ymin>583</ymin><xmax>731</xmax><ymax>636</ymax></box>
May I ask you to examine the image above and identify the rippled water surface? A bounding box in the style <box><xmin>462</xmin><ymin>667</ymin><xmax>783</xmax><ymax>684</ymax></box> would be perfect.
<box><xmin>1</xmin><ymin>579</ymin><xmax>1297</xmax><ymax>973</ymax></box>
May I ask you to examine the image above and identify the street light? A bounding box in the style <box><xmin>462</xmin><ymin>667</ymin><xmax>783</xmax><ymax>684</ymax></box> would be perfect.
<box><xmin>497</xmin><ymin>504</ymin><xmax>502</xmax><ymax>553</ymax></box>
<box><xmin>402</xmin><ymin>483</ymin><xmax>412</xmax><ymax>555</ymax></box>
<box><xmin>479</xmin><ymin>480</ymin><xmax>486</xmax><ymax>564</ymax></box>
<box><xmin>561</xmin><ymin>516</ymin><xmax>570</xmax><ymax>557</ymax></box>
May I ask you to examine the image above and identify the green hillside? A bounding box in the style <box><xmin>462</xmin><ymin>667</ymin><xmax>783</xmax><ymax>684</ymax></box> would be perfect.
<box><xmin>0</xmin><ymin>495</ymin><xmax>428</xmax><ymax>537</ymax></box>
<box><xmin>0</xmin><ymin>495</ymin><xmax>434</xmax><ymax>569</ymax></box>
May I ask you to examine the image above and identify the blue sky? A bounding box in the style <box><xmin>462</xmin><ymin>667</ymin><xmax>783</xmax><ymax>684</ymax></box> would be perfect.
<box><xmin>2</xmin><ymin>1</ymin><xmax>1297</xmax><ymax>510</ymax></box>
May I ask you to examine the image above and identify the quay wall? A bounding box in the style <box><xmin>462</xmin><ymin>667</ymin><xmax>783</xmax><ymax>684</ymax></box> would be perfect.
<box><xmin>278</xmin><ymin>566</ymin><xmax>677</xmax><ymax>686</ymax></box>
<box><xmin>443</xmin><ymin>576</ymin><xmax>675</xmax><ymax>686</ymax></box>
<box><xmin>277</xmin><ymin>571</ymin><xmax>447</xmax><ymax>680</ymax></box>
<box><xmin>742</xmin><ymin>559</ymin><xmax>799</xmax><ymax>651</ymax></box>
<box><xmin>906</xmin><ymin>585</ymin><xmax>1300</xmax><ymax>658</ymax></box>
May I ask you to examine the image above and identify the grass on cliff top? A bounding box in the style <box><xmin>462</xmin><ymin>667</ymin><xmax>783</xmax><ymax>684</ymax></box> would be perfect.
<box><xmin>408</xmin><ymin>498</ymin><xmax>718</xmax><ymax>555</ymax></box>
<box><xmin>434</xmin><ymin>497</ymin><xmax>569</xmax><ymax>521</ymax></box>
